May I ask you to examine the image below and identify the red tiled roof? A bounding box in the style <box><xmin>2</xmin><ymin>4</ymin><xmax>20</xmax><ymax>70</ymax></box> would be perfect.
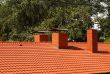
<box><xmin>0</xmin><ymin>42</ymin><xmax>110</xmax><ymax>74</ymax></box>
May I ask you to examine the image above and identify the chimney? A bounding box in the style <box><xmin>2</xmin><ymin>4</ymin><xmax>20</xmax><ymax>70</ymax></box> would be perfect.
<box><xmin>52</xmin><ymin>31</ymin><xmax>68</xmax><ymax>49</ymax></box>
<box><xmin>34</xmin><ymin>32</ymin><xmax>48</xmax><ymax>43</ymax></box>
<box><xmin>87</xmin><ymin>29</ymin><xmax>98</xmax><ymax>53</ymax></box>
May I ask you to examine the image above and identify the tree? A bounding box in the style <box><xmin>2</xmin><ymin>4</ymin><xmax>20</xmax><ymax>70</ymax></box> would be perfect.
<box><xmin>0</xmin><ymin>0</ymin><xmax>110</xmax><ymax>41</ymax></box>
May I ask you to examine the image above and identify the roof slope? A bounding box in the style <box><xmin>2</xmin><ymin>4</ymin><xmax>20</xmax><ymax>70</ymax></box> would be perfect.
<box><xmin>0</xmin><ymin>42</ymin><xmax>110</xmax><ymax>74</ymax></box>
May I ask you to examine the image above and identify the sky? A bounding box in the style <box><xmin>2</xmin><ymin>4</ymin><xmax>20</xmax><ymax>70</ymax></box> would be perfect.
<box><xmin>92</xmin><ymin>2</ymin><xmax>108</xmax><ymax>30</ymax></box>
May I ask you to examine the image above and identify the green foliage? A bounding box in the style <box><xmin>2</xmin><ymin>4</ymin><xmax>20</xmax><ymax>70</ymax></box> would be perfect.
<box><xmin>105</xmin><ymin>37</ymin><xmax>110</xmax><ymax>42</ymax></box>
<box><xmin>0</xmin><ymin>0</ymin><xmax>110</xmax><ymax>41</ymax></box>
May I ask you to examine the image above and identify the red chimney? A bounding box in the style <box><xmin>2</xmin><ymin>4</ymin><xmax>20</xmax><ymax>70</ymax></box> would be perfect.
<box><xmin>52</xmin><ymin>32</ymin><xmax>68</xmax><ymax>49</ymax></box>
<box><xmin>34</xmin><ymin>34</ymin><xmax>48</xmax><ymax>43</ymax></box>
<box><xmin>87</xmin><ymin>29</ymin><xmax>98</xmax><ymax>53</ymax></box>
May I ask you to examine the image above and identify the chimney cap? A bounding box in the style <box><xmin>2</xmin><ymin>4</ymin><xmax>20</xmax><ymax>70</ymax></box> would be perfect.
<box><xmin>50</xmin><ymin>28</ymin><xmax>68</xmax><ymax>32</ymax></box>
<box><xmin>36</xmin><ymin>31</ymin><xmax>50</xmax><ymax>34</ymax></box>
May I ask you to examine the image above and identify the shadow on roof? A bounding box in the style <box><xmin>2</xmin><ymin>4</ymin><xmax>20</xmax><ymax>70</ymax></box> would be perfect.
<box><xmin>96</xmin><ymin>50</ymin><xmax>110</xmax><ymax>54</ymax></box>
<box><xmin>66</xmin><ymin>46</ymin><xmax>84</xmax><ymax>50</ymax></box>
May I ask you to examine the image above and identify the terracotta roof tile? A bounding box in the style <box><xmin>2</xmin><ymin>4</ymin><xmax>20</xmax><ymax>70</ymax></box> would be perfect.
<box><xmin>0</xmin><ymin>42</ymin><xmax>110</xmax><ymax>74</ymax></box>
